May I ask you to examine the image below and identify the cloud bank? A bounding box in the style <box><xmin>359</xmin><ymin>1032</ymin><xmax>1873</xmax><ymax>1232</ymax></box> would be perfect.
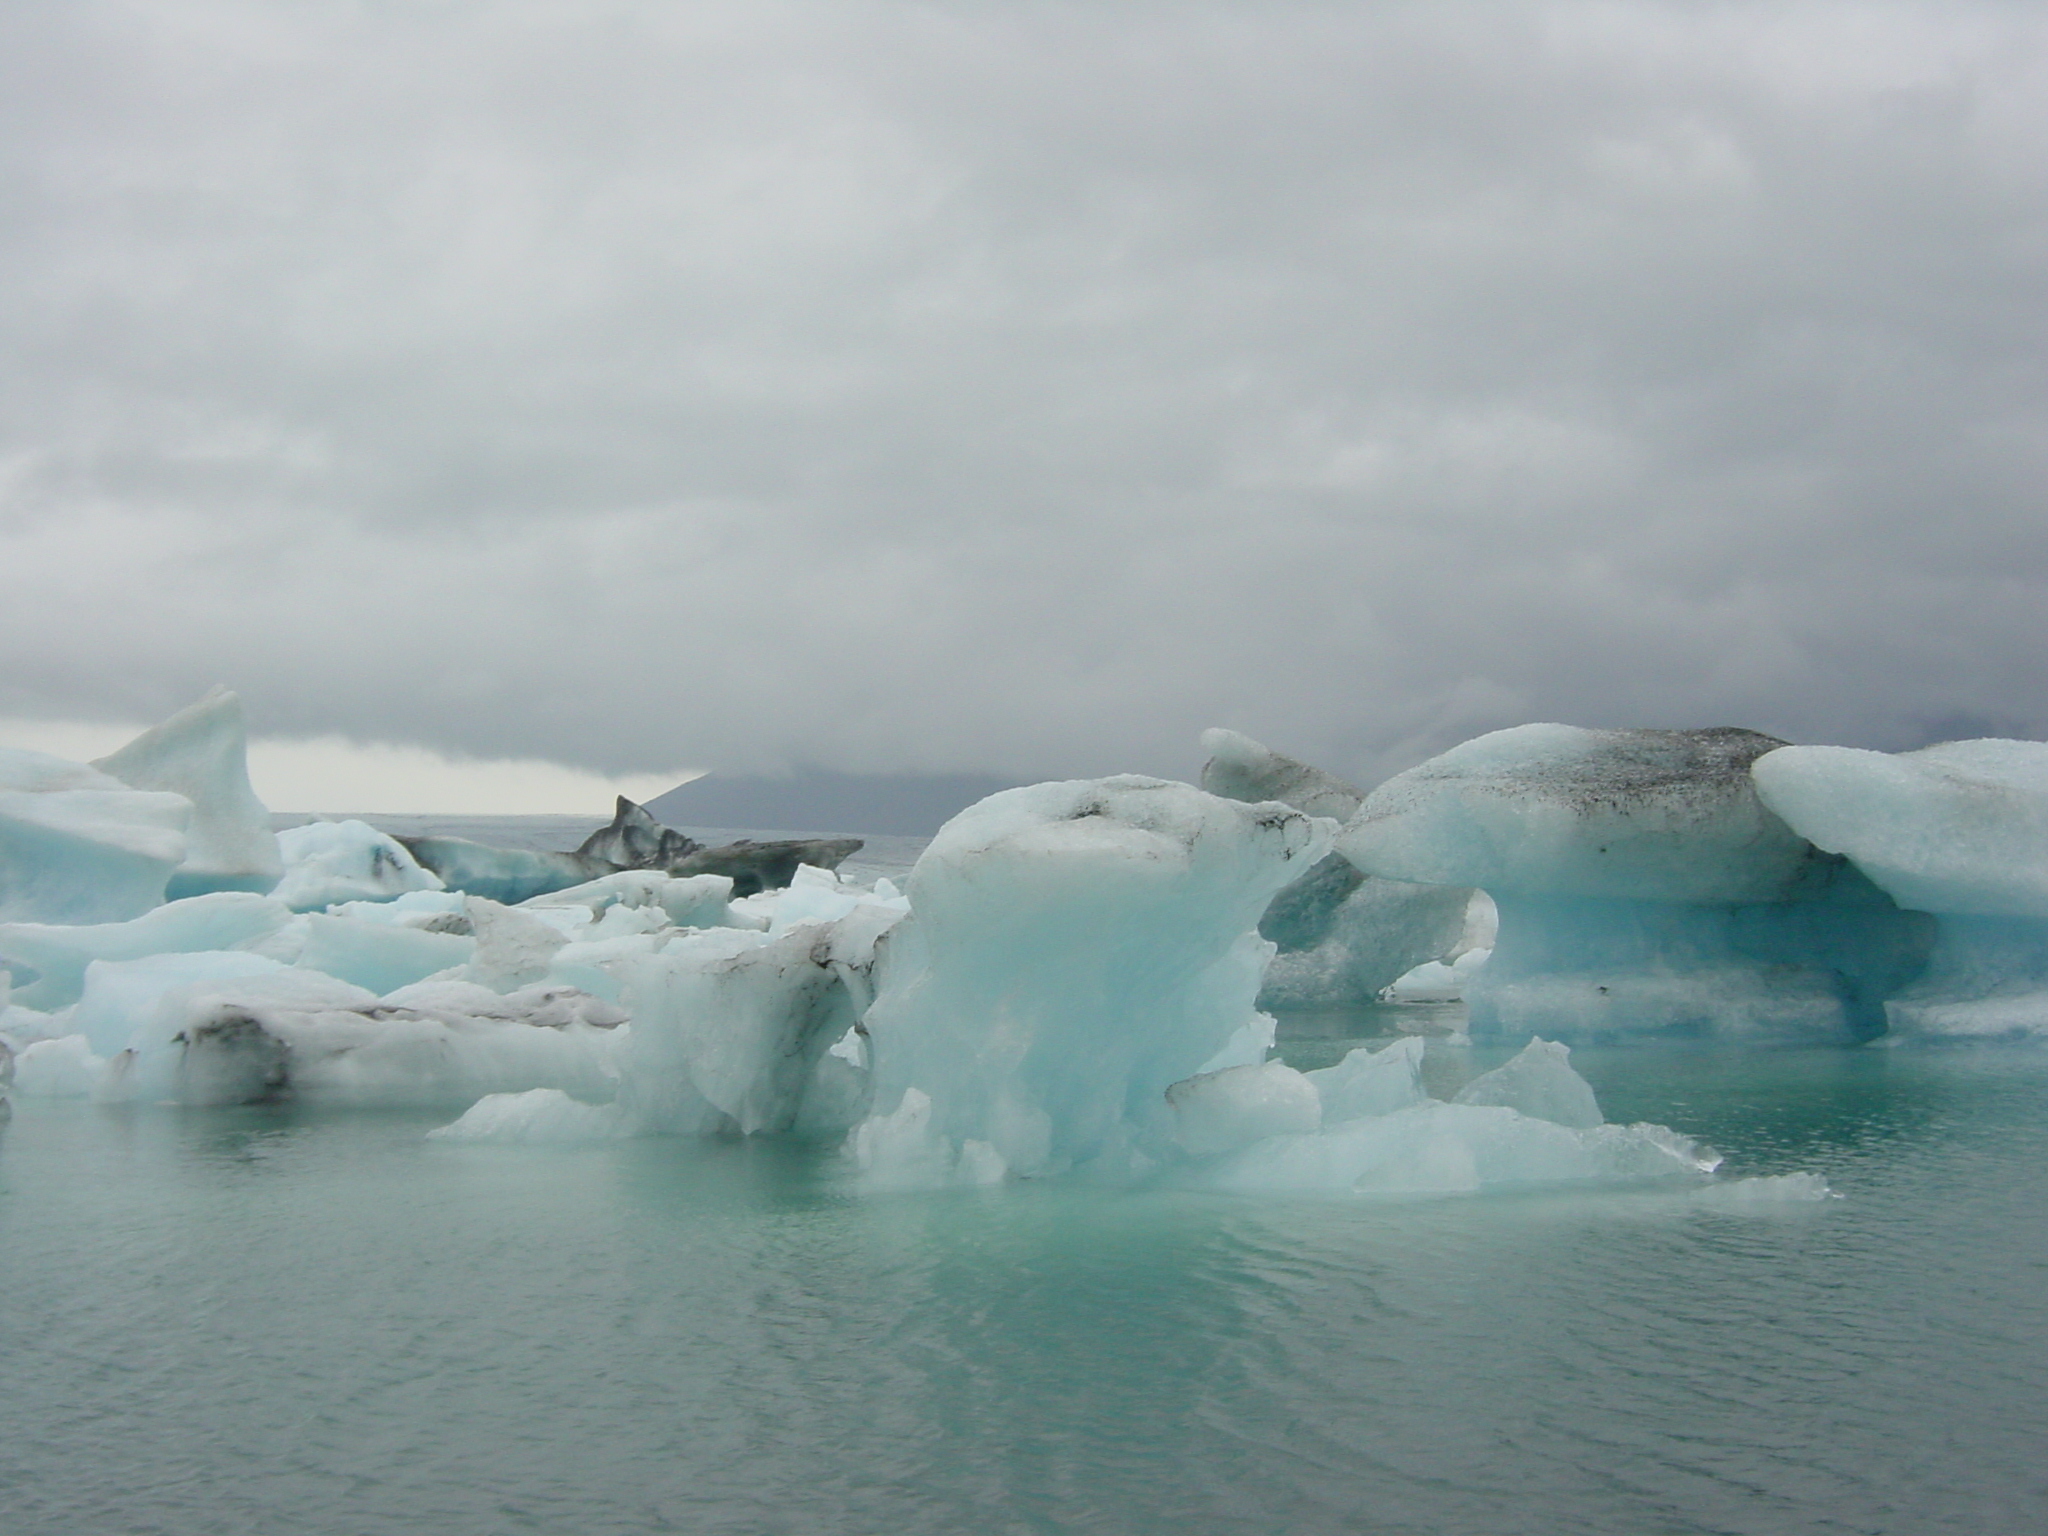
<box><xmin>4</xmin><ymin>0</ymin><xmax>2044</xmax><ymax>792</ymax></box>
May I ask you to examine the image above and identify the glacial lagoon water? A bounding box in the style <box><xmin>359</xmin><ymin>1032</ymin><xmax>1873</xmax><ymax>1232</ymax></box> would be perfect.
<box><xmin>5</xmin><ymin>821</ymin><xmax>2046</xmax><ymax>1534</ymax></box>
<box><xmin>7</xmin><ymin>1037</ymin><xmax>2047</xmax><ymax>1534</ymax></box>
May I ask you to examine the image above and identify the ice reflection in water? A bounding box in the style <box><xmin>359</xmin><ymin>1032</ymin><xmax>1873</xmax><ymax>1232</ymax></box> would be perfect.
<box><xmin>2</xmin><ymin>1033</ymin><xmax>2045</xmax><ymax>1535</ymax></box>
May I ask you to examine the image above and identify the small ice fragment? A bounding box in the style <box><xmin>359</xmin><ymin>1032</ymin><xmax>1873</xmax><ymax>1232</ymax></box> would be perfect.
<box><xmin>1306</xmin><ymin>1035</ymin><xmax>1428</xmax><ymax>1123</ymax></box>
<box><xmin>427</xmin><ymin>1088</ymin><xmax>631</xmax><ymax>1145</ymax></box>
<box><xmin>1166</xmin><ymin>1061</ymin><xmax>1322</xmax><ymax>1156</ymax></box>
<box><xmin>1452</xmin><ymin>1037</ymin><xmax>1603</xmax><ymax>1129</ymax></box>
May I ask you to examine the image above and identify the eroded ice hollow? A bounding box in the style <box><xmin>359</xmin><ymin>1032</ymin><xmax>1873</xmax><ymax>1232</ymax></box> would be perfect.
<box><xmin>1335</xmin><ymin>725</ymin><xmax>1934</xmax><ymax>1043</ymax></box>
<box><xmin>1753</xmin><ymin>739</ymin><xmax>2048</xmax><ymax>1040</ymax></box>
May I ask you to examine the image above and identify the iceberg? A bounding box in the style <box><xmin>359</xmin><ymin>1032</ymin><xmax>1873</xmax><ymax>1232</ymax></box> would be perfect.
<box><xmin>1199</xmin><ymin>730</ymin><xmax>1474</xmax><ymax>1005</ymax></box>
<box><xmin>427</xmin><ymin>1088</ymin><xmax>632</xmax><ymax>1146</ymax></box>
<box><xmin>90</xmin><ymin>687</ymin><xmax>283</xmax><ymax>898</ymax></box>
<box><xmin>1165</xmin><ymin>1061</ymin><xmax>1322</xmax><ymax>1156</ymax></box>
<box><xmin>1196</xmin><ymin>1101</ymin><xmax>1714</xmax><ymax>1196</ymax></box>
<box><xmin>0</xmin><ymin>890</ymin><xmax>293</xmax><ymax>1009</ymax></box>
<box><xmin>850</xmin><ymin>776</ymin><xmax>1337</xmax><ymax>1185</ymax></box>
<box><xmin>1339</xmin><ymin>725</ymin><xmax>1931</xmax><ymax>1041</ymax></box>
<box><xmin>1305</xmin><ymin>1034</ymin><xmax>1429</xmax><ymax>1122</ymax></box>
<box><xmin>272</xmin><ymin>819</ymin><xmax>445</xmax><ymax>910</ymax></box>
<box><xmin>0</xmin><ymin>748</ymin><xmax>191</xmax><ymax>925</ymax></box>
<box><xmin>87</xmin><ymin>966</ymin><xmax>626</xmax><ymax>1108</ymax></box>
<box><xmin>399</xmin><ymin>795</ymin><xmax>865</xmax><ymax>904</ymax></box>
<box><xmin>1451</xmin><ymin>1037</ymin><xmax>1603</xmax><ymax>1128</ymax></box>
<box><xmin>11</xmin><ymin>1032</ymin><xmax>104</xmax><ymax>1098</ymax></box>
<box><xmin>1754</xmin><ymin>739</ymin><xmax>2048</xmax><ymax>1038</ymax></box>
<box><xmin>289</xmin><ymin>912</ymin><xmax>476</xmax><ymax>995</ymax></box>
<box><xmin>616</xmin><ymin>882</ymin><xmax>908</xmax><ymax>1136</ymax></box>
<box><xmin>1189</xmin><ymin>1032</ymin><xmax>1712</xmax><ymax>1195</ymax></box>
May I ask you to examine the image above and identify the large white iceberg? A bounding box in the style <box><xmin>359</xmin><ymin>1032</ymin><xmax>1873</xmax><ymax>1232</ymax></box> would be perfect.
<box><xmin>90</xmin><ymin>687</ymin><xmax>283</xmax><ymax>898</ymax></box>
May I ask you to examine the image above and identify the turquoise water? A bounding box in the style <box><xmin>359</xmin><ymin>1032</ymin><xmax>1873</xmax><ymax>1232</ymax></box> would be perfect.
<box><xmin>4</xmin><ymin>1034</ymin><xmax>2045</xmax><ymax>1535</ymax></box>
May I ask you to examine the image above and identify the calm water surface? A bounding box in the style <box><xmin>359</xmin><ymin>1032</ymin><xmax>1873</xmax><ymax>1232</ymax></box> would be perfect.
<box><xmin>7</xmin><ymin>820</ymin><xmax>2044</xmax><ymax>1533</ymax></box>
<box><xmin>4</xmin><ymin>1036</ymin><xmax>2045</xmax><ymax>1536</ymax></box>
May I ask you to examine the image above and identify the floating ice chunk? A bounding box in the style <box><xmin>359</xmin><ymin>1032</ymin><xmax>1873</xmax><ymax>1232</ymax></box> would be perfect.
<box><xmin>850</xmin><ymin>1087</ymin><xmax>1007</xmax><ymax>1189</ymax></box>
<box><xmin>12</xmin><ymin>1033</ymin><xmax>104</xmax><ymax>1098</ymax></box>
<box><xmin>852</xmin><ymin>777</ymin><xmax>1335</xmax><ymax>1184</ymax></box>
<box><xmin>618</xmin><ymin>897</ymin><xmax>905</xmax><ymax>1135</ymax></box>
<box><xmin>1305</xmin><ymin>1035</ymin><xmax>1428</xmax><ymax>1123</ymax></box>
<box><xmin>328</xmin><ymin>889</ymin><xmax>471</xmax><ymax>925</ymax></box>
<box><xmin>769</xmin><ymin>864</ymin><xmax>911</xmax><ymax>936</ymax></box>
<box><xmin>90</xmin><ymin>687</ymin><xmax>283</xmax><ymax>898</ymax></box>
<box><xmin>1</xmin><ymin>748</ymin><xmax>191</xmax><ymax>924</ymax></box>
<box><xmin>1753</xmin><ymin>739</ymin><xmax>2048</xmax><ymax>919</ymax></box>
<box><xmin>1201</xmin><ymin>1102</ymin><xmax>1716</xmax><ymax>1196</ymax></box>
<box><xmin>271</xmin><ymin>820</ymin><xmax>443</xmax><ymax>911</ymax></box>
<box><xmin>1748</xmin><ymin>740</ymin><xmax>2048</xmax><ymax>1032</ymax></box>
<box><xmin>107</xmin><ymin>969</ymin><xmax>626</xmax><ymax>1108</ymax></box>
<box><xmin>1452</xmin><ymin>1037</ymin><xmax>1603</xmax><ymax>1129</ymax></box>
<box><xmin>0</xmin><ymin>891</ymin><xmax>293</xmax><ymax>1009</ymax></box>
<box><xmin>427</xmin><ymin>1088</ymin><xmax>632</xmax><ymax>1145</ymax></box>
<box><xmin>521</xmin><ymin>870</ymin><xmax>740</xmax><ymax>930</ymax></box>
<box><xmin>1384</xmin><ymin>947</ymin><xmax>1494</xmax><ymax>1002</ymax></box>
<box><xmin>463</xmin><ymin>897</ymin><xmax>568</xmax><ymax>992</ymax></box>
<box><xmin>1339</xmin><ymin>724</ymin><xmax>1823</xmax><ymax>903</ymax></box>
<box><xmin>293</xmin><ymin>913</ymin><xmax>475</xmax><ymax>995</ymax></box>
<box><xmin>73</xmin><ymin>949</ymin><xmax>288</xmax><ymax>1056</ymax></box>
<box><xmin>1166</xmin><ymin>1061</ymin><xmax>1322</xmax><ymax>1156</ymax></box>
<box><xmin>394</xmin><ymin>835</ymin><xmax>598</xmax><ymax>905</ymax></box>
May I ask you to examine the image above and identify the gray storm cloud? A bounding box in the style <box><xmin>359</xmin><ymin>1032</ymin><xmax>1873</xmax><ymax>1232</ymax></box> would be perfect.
<box><xmin>3</xmin><ymin>0</ymin><xmax>2044</xmax><ymax>786</ymax></box>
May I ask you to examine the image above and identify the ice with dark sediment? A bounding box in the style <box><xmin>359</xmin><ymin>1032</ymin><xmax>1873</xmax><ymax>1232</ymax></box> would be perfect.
<box><xmin>399</xmin><ymin>795</ymin><xmax>863</xmax><ymax>902</ymax></box>
<box><xmin>1338</xmin><ymin>724</ymin><xmax>1933</xmax><ymax>1042</ymax></box>
<box><xmin>1199</xmin><ymin>729</ymin><xmax>1474</xmax><ymax>1005</ymax></box>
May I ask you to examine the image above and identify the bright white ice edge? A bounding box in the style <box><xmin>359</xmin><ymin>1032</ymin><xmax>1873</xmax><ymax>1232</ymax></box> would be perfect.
<box><xmin>13</xmin><ymin>693</ymin><xmax>2048</xmax><ymax>1197</ymax></box>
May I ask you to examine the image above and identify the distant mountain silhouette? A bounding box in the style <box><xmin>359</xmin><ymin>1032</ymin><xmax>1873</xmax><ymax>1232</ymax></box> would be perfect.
<box><xmin>646</xmin><ymin>770</ymin><xmax>1022</xmax><ymax>838</ymax></box>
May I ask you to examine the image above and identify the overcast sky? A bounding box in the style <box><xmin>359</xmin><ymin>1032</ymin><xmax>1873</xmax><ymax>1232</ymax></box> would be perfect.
<box><xmin>4</xmin><ymin>0</ymin><xmax>2045</xmax><ymax>804</ymax></box>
